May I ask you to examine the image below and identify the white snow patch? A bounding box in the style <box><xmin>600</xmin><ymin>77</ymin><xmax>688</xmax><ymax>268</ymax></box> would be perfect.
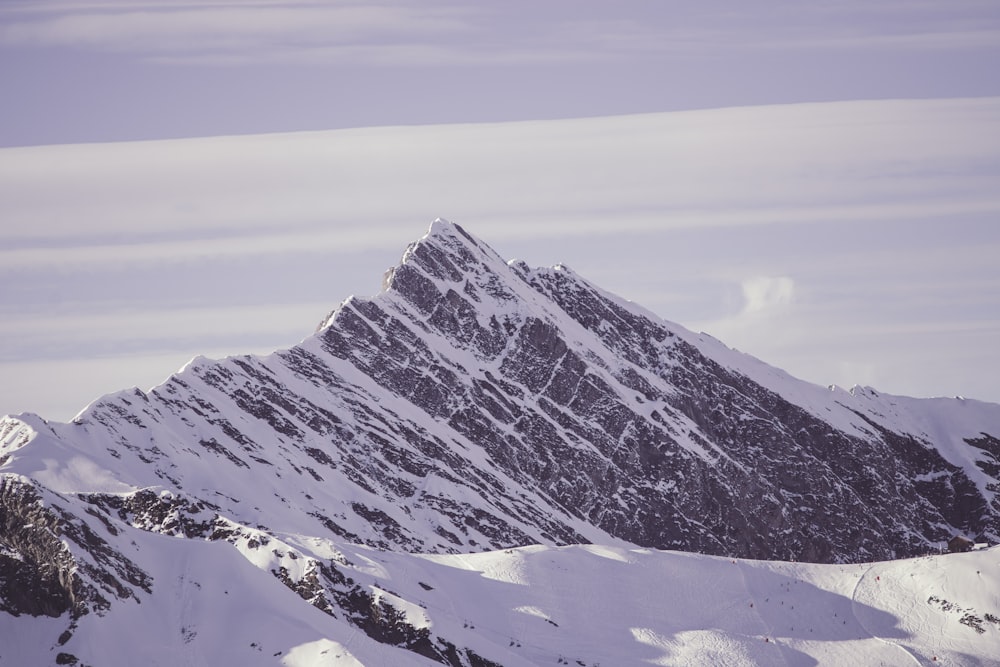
<box><xmin>282</xmin><ymin>639</ymin><xmax>364</xmax><ymax>667</ymax></box>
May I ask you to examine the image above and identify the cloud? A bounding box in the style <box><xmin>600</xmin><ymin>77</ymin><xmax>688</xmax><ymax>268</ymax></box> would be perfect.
<box><xmin>0</xmin><ymin>2</ymin><xmax>600</xmax><ymax>67</ymax></box>
<box><xmin>792</xmin><ymin>29</ymin><xmax>1000</xmax><ymax>52</ymax></box>
<box><xmin>0</xmin><ymin>302</ymin><xmax>327</xmax><ymax>360</ymax></box>
<box><xmin>741</xmin><ymin>277</ymin><xmax>795</xmax><ymax>314</ymax></box>
<box><xmin>3</xmin><ymin>97</ymin><xmax>998</xmax><ymax>250</ymax></box>
<box><xmin>698</xmin><ymin>1</ymin><xmax>1000</xmax><ymax>53</ymax></box>
<box><xmin>548</xmin><ymin>2</ymin><xmax>1000</xmax><ymax>62</ymax></box>
<box><xmin>6</xmin><ymin>0</ymin><xmax>996</xmax><ymax>70</ymax></box>
<box><xmin>2</xmin><ymin>98</ymin><xmax>999</xmax><ymax>418</ymax></box>
<box><xmin>687</xmin><ymin>276</ymin><xmax>798</xmax><ymax>359</ymax></box>
<box><xmin>0</xmin><ymin>3</ymin><xmax>474</xmax><ymax>61</ymax></box>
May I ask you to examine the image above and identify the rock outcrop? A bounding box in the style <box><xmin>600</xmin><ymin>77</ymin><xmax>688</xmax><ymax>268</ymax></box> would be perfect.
<box><xmin>2</xmin><ymin>219</ymin><xmax>999</xmax><ymax>663</ymax></box>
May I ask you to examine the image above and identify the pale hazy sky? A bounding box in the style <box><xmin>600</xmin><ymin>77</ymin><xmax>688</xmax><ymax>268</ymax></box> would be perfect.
<box><xmin>2</xmin><ymin>1</ymin><xmax>999</xmax><ymax>420</ymax></box>
<box><xmin>4</xmin><ymin>0</ymin><xmax>1000</xmax><ymax>146</ymax></box>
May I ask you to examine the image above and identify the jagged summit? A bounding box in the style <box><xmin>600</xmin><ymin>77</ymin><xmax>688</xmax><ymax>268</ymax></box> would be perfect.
<box><xmin>425</xmin><ymin>216</ymin><xmax>466</xmax><ymax>240</ymax></box>
<box><xmin>2</xmin><ymin>220</ymin><xmax>1000</xmax><ymax>664</ymax></box>
<box><xmin>391</xmin><ymin>218</ymin><xmax>514</xmax><ymax>292</ymax></box>
<box><xmin>6</xmin><ymin>219</ymin><xmax>1000</xmax><ymax>557</ymax></box>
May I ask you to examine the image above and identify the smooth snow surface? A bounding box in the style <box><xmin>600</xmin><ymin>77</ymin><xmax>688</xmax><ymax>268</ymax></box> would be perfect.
<box><xmin>5</xmin><ymin>536</ymin><xmax>998</xmax><ymax>666</ymax></box>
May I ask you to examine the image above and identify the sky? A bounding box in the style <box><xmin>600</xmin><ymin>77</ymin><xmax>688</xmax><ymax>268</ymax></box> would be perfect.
<box><xmin>2</xmin><ymin>0</ymin><xmax>1000</xmax><ymax>421</ymax></box>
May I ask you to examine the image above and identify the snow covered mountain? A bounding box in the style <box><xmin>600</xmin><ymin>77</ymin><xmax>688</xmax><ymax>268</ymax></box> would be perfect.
<box><xmin>2</xmin><ymin>219</ymin><xmax>1000</xmax><ymax>665</ymax></box>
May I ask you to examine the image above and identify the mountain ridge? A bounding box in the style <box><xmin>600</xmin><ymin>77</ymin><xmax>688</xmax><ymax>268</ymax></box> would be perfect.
<box><xmin>2</xmin><ymin>219</ymin><xmax>1000</xmax><ymax>664</ymax></box>
<box><xmin>4</xmin><ymin>219</ymin><xmax>999</xmax><ymax>557</ymax></box>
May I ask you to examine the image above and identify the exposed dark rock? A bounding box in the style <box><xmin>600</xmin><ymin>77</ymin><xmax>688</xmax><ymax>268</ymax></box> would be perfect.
<box><xmin>0</xmin><ymin>477</ymin><xmax>150</xmax><ymax>620</ymax></box>
<box><xmin>2</xmin><ymin>219</ymin><xmax>1000</xmax><ymax>664</ymax></box>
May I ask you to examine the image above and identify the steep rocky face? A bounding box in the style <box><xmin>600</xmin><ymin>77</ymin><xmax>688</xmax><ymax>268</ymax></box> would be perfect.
<box><xmin>4</xmin><ymin>221</ymin><xmax>999</xmax><ymax>562</ymax></box>
<box><xmin>0</xmin><ymin>476</ymin><xmax>151</xmax><ymax>620</ymax></box>
<box><xmin>309</xmin><ymin>220</ymin><xmax>999</xmax><ymax>562</ymax></box>
<box><xmin>2</xmin><ymin>220</ymin><xmax>1000</xmax><ymax>662</ymax></box>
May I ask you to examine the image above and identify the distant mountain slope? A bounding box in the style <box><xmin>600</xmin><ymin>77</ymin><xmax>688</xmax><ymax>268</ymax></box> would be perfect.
<box><xmin>2</xmin><ymin>219</ymin><xmax>999</xmax><ymax>664</ymax></box>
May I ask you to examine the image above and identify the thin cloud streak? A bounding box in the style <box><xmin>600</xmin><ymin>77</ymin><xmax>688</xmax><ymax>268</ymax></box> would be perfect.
<box><xmin>6</xmin><ymin>197</ymin><xmax>1000</xmax><ymax>272</ymax></box>
<box><xmin>4</xmin><ymin>0</ymin><xmax>998</xmax><ymax>149</ymax></box>
<box><xmin>0</xmin><ymin>302</ymin><xmax>328</xmax><ymax>351</ymax></box>
<box><xmin>776</xmin><ymin>29</ymin><xmax>1000</xmax><ymax>52</ymax></box>
<box><xmin>0</xmin><ymin>5</ymin><xmax>473</xmax><ymax>52</ymax></box>
<box><xmin>3</xmin><ymin>98</ymin><xmax>999</xmax><ymax>241</ymax></box>
<box><xmin>3</xmin><ymin>0</ymin><xmax>997</xmax><ymax>69</ymax></box>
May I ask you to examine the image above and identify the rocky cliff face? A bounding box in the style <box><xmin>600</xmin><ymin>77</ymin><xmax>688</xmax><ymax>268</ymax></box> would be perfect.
<box><xmin>2</xmin><ymin>220</ymin><xmax>999</xmax><ymax>663</ymax></box>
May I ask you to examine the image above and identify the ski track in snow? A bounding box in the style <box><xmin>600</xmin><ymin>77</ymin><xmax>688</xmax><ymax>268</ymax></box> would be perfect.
<box><xmin>851</xmin><ymin>562</ymin><xmax>923</xmax><ymax>666</ymax></box>
<box><xmin>733</xmin><ymin>559</ymin><xmax>792</xmax><ymax>666</ymax></box>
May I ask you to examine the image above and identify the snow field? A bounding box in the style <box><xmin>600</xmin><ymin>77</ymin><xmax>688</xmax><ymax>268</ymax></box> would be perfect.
<box><xmin>318</xmin><ymin>543</ymin><xmax>1000</xmax><ymax>666</ymax></box>
<box><xmin>4</xmin><ymin>459</ymin><xmax>997</xmax><ymax>665</ymax></box>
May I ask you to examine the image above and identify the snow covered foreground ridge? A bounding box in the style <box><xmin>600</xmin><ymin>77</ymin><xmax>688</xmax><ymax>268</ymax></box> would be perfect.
<box><xmin>1</xmin><ymin>219</ymin><xmax>1000</xmax><ymax>665</ymax></box>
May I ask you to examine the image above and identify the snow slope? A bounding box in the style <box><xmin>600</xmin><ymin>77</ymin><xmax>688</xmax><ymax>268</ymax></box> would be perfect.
<box><xmin>2</xmin><ymin>219</ymin><xmax>1000</xmax><ymax>665</ymax></box>
<box><xmin>6</xmin><ymin>220</ymin><xmax>995</xmax><ymax>561</ymax></box>
<box><xmin>8</xmin><ymin>524</ymin><xmax>999</xmax><ymax>666</ymax></box>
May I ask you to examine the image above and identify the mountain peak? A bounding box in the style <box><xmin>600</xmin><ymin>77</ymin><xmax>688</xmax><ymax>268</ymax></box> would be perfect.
<box><xmin>3</xmin><ymin>220</ymin><xmax>1000</xmax><ymax>665</ymax></box>
<box><xmin>384</xmin><ymin>219</ymin><xmax>514</xmax><ymax>308</ymax></box>
<box><xmin>416</xmin><ymin>217</ymin><xmax>492</xmax><ymax>260</ymax></box>
<box><xmin>426</xmin><ymin>216</ymin><xmax>455</xmax><ymax>236</ymax></box>
<box><xmin>418</xmin><ymin>217</ymin><xmax>481</xmax><ymax>252</ymax></box>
